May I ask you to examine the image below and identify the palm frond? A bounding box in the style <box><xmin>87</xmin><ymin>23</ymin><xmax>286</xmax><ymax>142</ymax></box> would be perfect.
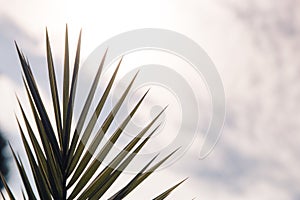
<box><xmin>152</xmin><ymin>178</ymin><xmax>188</xmax><ymax>200</ymax></box>
<box><xmin>0</xmin><ymin>172</ymin><xmax>16</xmax><ymax>200</ymax></box>
<box><xmin>3</xmin><ymin>27</ymin><xmax>186</xmax><ymax>199</ymax></box>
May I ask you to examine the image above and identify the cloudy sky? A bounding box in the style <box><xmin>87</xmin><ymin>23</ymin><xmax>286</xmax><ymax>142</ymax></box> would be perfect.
<box><xmin>1</xmin><ymin>0</ymin><xmax>300</xmax><ymax>199</ymax></box>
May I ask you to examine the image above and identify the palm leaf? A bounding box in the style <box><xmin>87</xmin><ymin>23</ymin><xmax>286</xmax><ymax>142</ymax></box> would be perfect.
<box><xmin>8</xmin><ymin>144</ymin><xmax>37</xmax><ymax>200</ymax></box>
<box><xmin>67</xmin><ymin>69</ymin><xmax>138</xmax><ymax>190</ymax></box>
<box><xmin>5</xmin><ymin>27</ymin><xmax>187</xmax><ymax>199</ymax></box>
<box><xmin>1</xmin><ymin>190</ymin><xmax>5</xmax><ymax>200</ymax></box>
<box><xmin>15</xmin><ymin>43</ymin><xmax>62</xmax><ymax>168</ymax></box>
<box><xmin>16</xmin><ymin>118</ymin><xmax>53</xmax><ymax>199</ymax></box>
<box><xmin>63</xmin><ymin>30</ymin><xmax>82</xmax><ymax>162</ymax></box>
<box><xmin>67</xmin><ymin>84</ymin><xmax>147</xmax><ymax>190</ymax></box>
<box><xmin>62</xmin><ymin>25</ymin><xmax>70</xmax><ymax>143</ymax></box>
<box><xmin>108</xmin><ymin>147</ymin><xmax>181</xmax><ymax>200</ymax></box>
<box><xmin>0</xmin><ymin>173</ymin><xmax>16</xmax><ymax>200</ymax></box>
<box><xmin>45</xmin><ymin>28</ymin><xmax>63</xmax><ymax>145</ymax></box>
<box><xmin>152</xmin><ymin>178</ymin><xmax>188</xmax><ymax>200</ymax></box>
<box><xmin>67</xmin><ymin>51</ymin><xmax>114</xmax><ymax>176</ymax></box>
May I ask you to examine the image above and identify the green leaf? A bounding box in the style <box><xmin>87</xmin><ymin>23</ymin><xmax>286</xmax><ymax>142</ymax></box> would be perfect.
<box><xmin>75</xmin><ymin>109</ymin><xmax>165</xmax><ymax>200</ymax></box>
<box><xmin>16</xmin><ymin>118</ymin><xmax>53</xmax><ymax>200</ymax></box>
<box><xmin>16</xmin><ymin>97</ymin><xmax>49</xmax><ymax>180</ymax></box>
<box><xmin>152</xmin><ymin>178</ymin><xmax>188</xmax><ymax>200</ymax></box>
<box><xmin>88</xmin><ymin>129</ymin><xmax>159</xmax><ymax>200</ymax></box>
<box><xmin>8</xmin><ymin>144</ymin><xmax>37</xmax><ymax>200</ymax></box>
<box><xmin>15</xmin><ymin>43</ymin><xmax>62</xmax><ymax>166</ymax></box>
<box><xmin>21</xmin><ymin>189</ymin><xmax>26</xmax><ymax>200</ymax></box>
<box><xmin>68</xmin><ymin>89</ymin><xmax>151</xmax><ymax>197</ymax></box>
<box><xmin>22</xmin><ymin>78</ymin><xmax>63</xmax><ymax>197</ymax></box>
<box><xmin>0</xmin><ymin>190</ymin><xmax>5</xmax><ymax>200</ymax></box>
<box><xmin>67</xmin><ymin>56</ymin><xmax>122</xmax><ymax>176</ymax></box>
<box><xmin>0</xmin><ymin>172</ymin><xmax>16</xmax><ymax>200</ymax></box>
<box><xmin>109</xmin><ymin>147</ymin><xmax>180</xmax><ymax>199</ymax></box>
<box><xmin>63</xmin><ymin>24</ymin><xmax>70</xmax><ymax>141</ymax></box>
<box><xmin>45</xmin><ymin>28</ymin><xmax>63</xmax><ymax>149</ymax></box>
<box><xmin>63</xmin><ymin>30</ymin><xmax>82</xmax><ymax>157</ymax></box>
<box><xmin>67</xmin><ymin>76</ymin><xmax>143</xmax><ymax>189</ymax></box>
<box><xmin>66</xmin><ymin>49</ymin><xmax>108</xmax><ymax>173</ymax></box>
<box><xmin>12</xmin><ymin>29</ymin><xmax>186</xmax><ymax>200</ymax></box>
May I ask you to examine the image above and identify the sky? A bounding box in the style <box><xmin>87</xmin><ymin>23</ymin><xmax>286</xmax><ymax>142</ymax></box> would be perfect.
<box><xmin>1</xmin><ymin>0</ymin><xmax>300</xmax><ymax>199</ymax></box>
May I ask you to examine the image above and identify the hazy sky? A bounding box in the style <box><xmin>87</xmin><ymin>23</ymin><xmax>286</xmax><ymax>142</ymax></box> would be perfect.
<box><xmin>0</xmin><ymin>0</ymin><xmax>300</xmax><ymax>199</ymax></box>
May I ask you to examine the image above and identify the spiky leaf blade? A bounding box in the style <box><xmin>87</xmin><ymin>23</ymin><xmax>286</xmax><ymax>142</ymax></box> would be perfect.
<box><xmin>63</xmin><ymin>24</ymin><xmax>70</xmax><ymax>134</ymax></box>
<box><xmin>9</xmin><ymin>145</ymin><xmax>37</xmax><ymax>200</ymax></box>
<box><xmin>45</xmin><ymin>28</ymin><xmax>63</xmax><ymax>147</ymax></box>
<box><xmin>89</xmin><ymin>130</ymin><xmax>159</xmax><ymax>200</ymax></box>
<box><xmin>23</xmin><ymin>78</ymin><xmax>63</xmax><ymax>197</ymax></box>
<box><xmin>0</xmin><ymin>173</ymin><xmax>16</xmax><ymax>200</ymax></box>
<box><xmin>17</xmin><ymin>98</ymin><xmax>49</xmax><ymax>179</ymax></box>
<box><xmin>63</xmin><ymin>30</ymin><xmax>82</xmax><ymax>156</ymax></box>
<box><xmin>152</xmin><ymin>178</ymin><xmax>188</xmax><ymax>200</ymax></box>
<box><xmin>66</xmin><ymin>49</ymin><xmax>108</xmax><ymax>173</ymax></box>
<box><xmin>74</xmin><ymin>112</ymin><xmax>164</xmax><ymax>200</ymax></box>
<box><xmin>15</xmin><ymin>43</ymin><xmax>62</xmax><ymax>166</ymax></box>
<box><xmin>68</xmin><ymin>80</ymin><xmax>145</xmax><ymax>189</ymax></box>
<box><xmin>16</xmin><ymin>119</ymin><xmax>53</xmax><ymax>200</ymax></box>
<box><xmin>109</xmin><ymin>148</ymin><xmax>180</xmax><ymax>199</ymax></box>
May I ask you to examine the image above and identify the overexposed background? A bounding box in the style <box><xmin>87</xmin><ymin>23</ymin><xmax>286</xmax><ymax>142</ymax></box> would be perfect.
<box><xmin>1</xmin><ymin>0</ymin><xmax>300</xmax><ymax>199</ymax></box>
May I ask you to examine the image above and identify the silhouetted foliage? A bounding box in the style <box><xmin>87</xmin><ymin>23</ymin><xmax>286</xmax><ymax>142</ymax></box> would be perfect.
<box><xmin>1</xmin><ymin>28</ymin><xmax>185</xmax><ymax>199</ymax></box>
<box><xmin>0</xmin><ymin>130</ymin><xmax>9</xmax><ymax>189</ymax></box>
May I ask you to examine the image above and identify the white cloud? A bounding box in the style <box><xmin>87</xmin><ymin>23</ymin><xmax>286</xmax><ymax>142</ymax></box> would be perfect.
<box><xmin>1</xmin><ymin>0</ymin><xmax>300</xmax><ymax>199</ymax></box>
